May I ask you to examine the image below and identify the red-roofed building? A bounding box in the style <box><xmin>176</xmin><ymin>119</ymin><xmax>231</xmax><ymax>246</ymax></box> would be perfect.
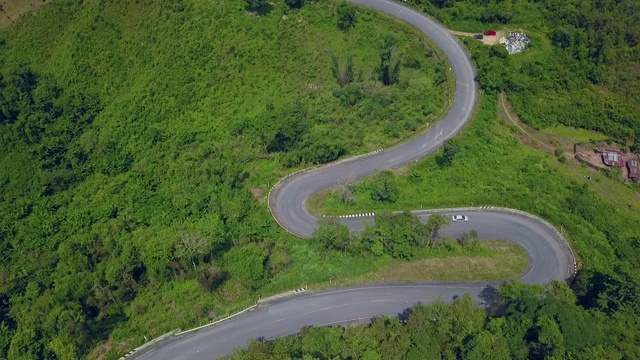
<box><xmin>628</xmin><ymin>160</ymin><xmax>640</xmax><ymax>180</ymax></box>
<box><xmin>602</xmin><ymin>150</ymin><xmax>624</xmax><ymax>167</ymax></box>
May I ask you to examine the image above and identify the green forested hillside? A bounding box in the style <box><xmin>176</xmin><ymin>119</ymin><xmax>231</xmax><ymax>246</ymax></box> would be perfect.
<box><xmin>0</xmin><ymin>0</ymin><xmax>450</xmax><ymax>358</ymax></box>
<box><xmin>2</xmin><ymin>0</ymin><xmax>640</xmax><ymax>359</ymax></box>
<box><xmin>409</xmin><ymin>0</ymin><xmax>640</xmax><ymax>143</ymax></box>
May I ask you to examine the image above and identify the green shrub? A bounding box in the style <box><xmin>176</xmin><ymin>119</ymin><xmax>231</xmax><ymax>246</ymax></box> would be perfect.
<box><xmin>370</xmin><ymin>170</ymin><xmax>399</xmax><ymax>203</ymax></box>
<box><xmin>336</xmin><ymin>0</ymin><xmax>356</xmax><ymax>31</ymax></box>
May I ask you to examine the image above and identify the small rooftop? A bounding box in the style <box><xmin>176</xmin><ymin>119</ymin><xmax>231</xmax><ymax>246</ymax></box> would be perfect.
<box><xmin>602</xmin><ymin>150</ymin><xmax>624</xmax><ymax>167</ymax></box>
<box><xmin>628</xmin><ymin>160</ymin><xmax>640</xmax><ymax>179</ymax></box>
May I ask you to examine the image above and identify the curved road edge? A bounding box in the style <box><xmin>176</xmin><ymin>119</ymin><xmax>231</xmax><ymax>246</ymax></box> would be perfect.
<box><xmin>131</xmin><ymin>0</ymin><xmax>578</xmax><ymax>359</ymax></box>
<box><xmin>269</xmin><ymin>0</ymin><xmax>478</xmax><ymax>239</ymax></box>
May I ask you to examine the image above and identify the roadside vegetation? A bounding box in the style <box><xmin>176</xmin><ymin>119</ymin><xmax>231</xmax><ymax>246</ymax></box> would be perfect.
<box><xmin>0</xmin><ymin>0</ymin><xmax>458</xmax><ymax>358</ymax></box>
<box><xmin>310</xmin><ymin>0</ymin><xmax>640</xmax><ymax>357</ymax></box>
<box><xmin>309</xmin><ymin>240</ymin><xmax>528</xmax><ymax>287</ymax></box>
<box><xmin>228</xmin><ymin>280</ymin><xmax>633</xmax><ymax>359</ymax></box>
<box><xmin>264</xmin><ymin>212</ymin><xmax>527</xmax><ymax>296</ymax></box>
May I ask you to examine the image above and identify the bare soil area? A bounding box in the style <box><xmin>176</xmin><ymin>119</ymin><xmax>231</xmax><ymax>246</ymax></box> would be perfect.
<box><xmin>0</xmin><ymin>0</ymin><xmax>51</xmax><ymax>28</ymax></box>
<box><xmin>450</xmin><ymin>30</ymin><xmax>504</xmax><ymax>45</ymax></box>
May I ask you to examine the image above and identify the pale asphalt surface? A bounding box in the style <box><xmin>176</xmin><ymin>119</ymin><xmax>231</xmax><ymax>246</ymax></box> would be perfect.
<box><xmin>135</xmin><ymin>0</ymin><xmax>573</xmax><ymax>358</ymax></box>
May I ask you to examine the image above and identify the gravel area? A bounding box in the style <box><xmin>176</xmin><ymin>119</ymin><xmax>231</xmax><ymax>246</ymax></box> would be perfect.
<box><xmin>499</xmin><ymin>33</ymin><xmax>531</xmax><ymax>54</ymax></box>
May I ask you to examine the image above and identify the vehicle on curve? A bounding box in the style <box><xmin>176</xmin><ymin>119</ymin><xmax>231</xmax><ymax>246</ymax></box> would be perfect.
<box><xmin>452</xmin><ymin>214</ymin><xmax>468</xmax><ymax>222</ymax></box>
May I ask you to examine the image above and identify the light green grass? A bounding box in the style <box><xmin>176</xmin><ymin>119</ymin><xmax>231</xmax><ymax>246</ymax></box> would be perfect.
<box><xmin>541</xmin><ymin>125</ymin><xmax>609</xmax><ymax>143</ymax></box>
<box><xmin>263</xmin><ymin>239</ymin><xmax>526</xmax><ymax>297</ymax></box>
<box><xmin>308</xmin><ymin>240</ymin><xmax>528</xmax><ymax>290</ymax></box>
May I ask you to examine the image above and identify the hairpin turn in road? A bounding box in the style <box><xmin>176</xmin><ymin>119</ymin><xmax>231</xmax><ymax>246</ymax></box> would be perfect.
<box><xmin>135</xmin><ymin>1</ymin><xmax>575</xmax><ymax>359</ymax></box>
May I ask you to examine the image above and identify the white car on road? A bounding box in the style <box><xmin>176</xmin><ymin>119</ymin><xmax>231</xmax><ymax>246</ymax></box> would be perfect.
<box><xmin>452</xmin><ymin>215</ymin><xmax>468</xmax><ymax>222</ymax></box>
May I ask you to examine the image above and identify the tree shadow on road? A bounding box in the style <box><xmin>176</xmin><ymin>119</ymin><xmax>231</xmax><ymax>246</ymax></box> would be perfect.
<box><xmin>478</xmin><ymin>285</ymin><xmax>505</xmax><ymax>316</ymax></box>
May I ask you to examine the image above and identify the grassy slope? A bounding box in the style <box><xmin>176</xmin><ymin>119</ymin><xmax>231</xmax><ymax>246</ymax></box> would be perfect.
<box><xmin>2</xmin><ymin>0</ymin><xmax>449</xmax><ymax>154</ymax></box>
<box><xmin>307</xmin><ymin>240</ymin><xmax>528</xmax><ymax>289</ymax></box>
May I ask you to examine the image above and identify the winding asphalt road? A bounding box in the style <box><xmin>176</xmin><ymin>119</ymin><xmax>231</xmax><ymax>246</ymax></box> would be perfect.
<box><xmin>135</xmin><ymin>0</ymin><xmax>575</xmax><ymax>359</ymax></box>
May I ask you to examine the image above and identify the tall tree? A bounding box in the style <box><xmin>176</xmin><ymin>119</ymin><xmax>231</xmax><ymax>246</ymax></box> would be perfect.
<box><xmin>175</xmin><ymin>233</ymin><xmax>210</xmax><ymax>271</ymax></box>
<box><xmin>331</xmin><ymin>55</ymin><xmax>356</xmax><ymax>87</ymax></box>
<box><xmin>336</xmin><ymin>1</ymin><xmax>356</xmax><ymax>31</ymax></box>
<box><xmin>376</xmin><ymin>37</ymin><xmax>403</xmax><ymax>86</ymax></box>
<box><xmin>370</xmin><ymin>170</ymin><xmax>399</xmax><ymax>203</ymax></box>
<box><xmin>424</xmin><ymin>214</ymin><xmax>450</xmax><ymax>246</ymax></box>
<box><xmin>437</xmin><ymin>139</ymin><xmax>460</xmax><ymax>167</ymax></box>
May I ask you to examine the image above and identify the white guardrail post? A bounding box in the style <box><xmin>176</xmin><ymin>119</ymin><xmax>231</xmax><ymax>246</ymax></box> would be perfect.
<box><xmin>119</xmin><ymin>328</ymin><xmax>181</xmax><ymax>360</ymax></box>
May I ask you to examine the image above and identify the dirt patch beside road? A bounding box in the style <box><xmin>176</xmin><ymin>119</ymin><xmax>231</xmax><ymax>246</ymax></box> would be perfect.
<box><xmin>0</xmin><ymin>0</ymin><xmax>51</xmax><ymax>28</ymax></box>
<box><xmin>450</xmin><ymin>30</ymin><xmax>504</xmax><ymax>45</ymax></box>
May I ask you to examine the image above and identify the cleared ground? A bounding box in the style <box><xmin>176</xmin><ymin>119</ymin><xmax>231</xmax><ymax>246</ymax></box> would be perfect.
<box><xmin>0</xmin><ymin>0</ymin><xmax>51</xmax><ymax>28</ymax></box>
<box><xmin>450</xmin><ymin>29</ymin><xmax>503</xmax><ymax>45</ymax></box>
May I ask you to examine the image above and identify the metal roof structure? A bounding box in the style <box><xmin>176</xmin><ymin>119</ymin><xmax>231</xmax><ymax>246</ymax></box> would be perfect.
<box><xmin>602</xmin><ymin>150</ymin><xmax>624</xmax><ymax>167</ymax></box>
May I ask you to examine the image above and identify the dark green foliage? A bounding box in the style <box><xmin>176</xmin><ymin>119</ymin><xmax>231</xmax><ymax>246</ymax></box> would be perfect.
<box><xmin>436</xmin><ymin>139</ymin><xmax>460</xmax><ymax>167</ymax></box>
<box><xmin>311</xmin><ymin>218</ymin><xmax>352</xmax><ymax>253</ymax></box>
<box><xmin>198</xmin><ymin>266</ymin><xmax>227</xmax><ymax>292</ymax></box>
<box><xmin>375</xmin><ymin>37</ymin><xmax>403</xmax><ymax>86</ymax></box>
<box><xmin>331</xmin><ymin>55</ymin><xmax>356</xmax><ymax>87</ymax></box>
<box><xmin>285</xmin><ymin>0</ymin><xmax>305</xmax><ymax>10</ymax></box>
<box><xmin>572</xmin><ymin>268</ymin><xmax>640</xmax><ymax>317</ymax></box>
<box><xmin>265</xmin><ymin>104</ymin><xmax>311</xmax><ymax>153</ymax></box>
<box><xmin>430</xmin><ymin>0</ymin><xmax>455</xmax><ymax>9</ymax></box>
<box><xmin>336</xmin><ymin>0</ymin><xmax>356</xmax><ymax>31</ymax></box>
<box><xmin>333</xmin><ymin>83</ymin><xmax>363</xmax><ymax>106</ymax></box>
<box><xmin>0</xmin><ymin>322</ymin><xmax>11</xmax><ymax>359</ymax></box>
<box><xmin>361</xmin><ymin>211</ymin><xmax>427</xmax><ymax>259</ymax></box>
<box><xmin>224</xmin><ymin>243</ymin><xmax>267</xmax><ymax>290</ymax></box>
<box><xmin>631</xmin><ymin>139</ymin><xmax>640</xmax><ymax>155</ymax></box>
<box><xmin>300</xmin><ymin>126</ymin><xmax>347</xmax><ymax>164</ymax></box>
<box><xmin>370</xmin><ymin>170</ymin><xmax>399</xmax><ymax>203</ymax></box>
<box><xmin>246</xmin><ymin>0</ymin><xmax>266</xmax><ymax>12</ymax></box>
